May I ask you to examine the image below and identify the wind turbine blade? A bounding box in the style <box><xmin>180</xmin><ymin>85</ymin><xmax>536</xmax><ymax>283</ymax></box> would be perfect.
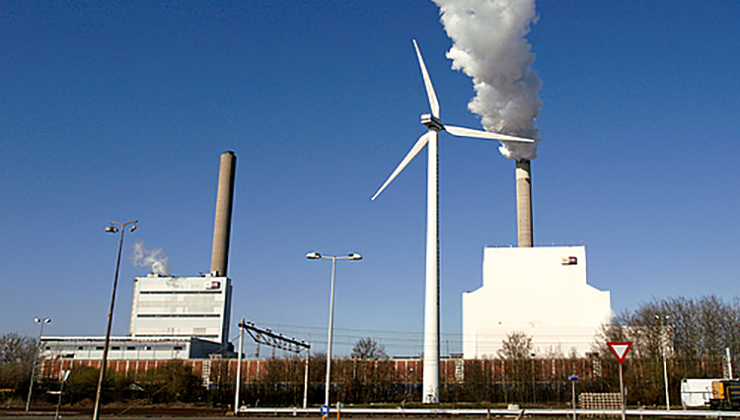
<box><xmin>413</xmin><ymin>40</ymin><xmax>440</xmax><ymax>119</ymax></box>
<box><xmin>445</xmin><ymin>125</ymin><xmax>535</xmax><ymax>143</ymax></box>
<box><xmin>371</xmin><ymin>132</ymin><xmax>431</xmax><ymax>201</ymax></box>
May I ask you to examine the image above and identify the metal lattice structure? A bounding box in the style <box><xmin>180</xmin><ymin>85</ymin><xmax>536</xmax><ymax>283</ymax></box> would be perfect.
<box><xmin>234</xmin><ymin>320</ymin><xmax>311</xmax><ymax>412</ymax></box>
<box><xmin>241</xmin><ymin>321</ymin><xmax>309</xmax><ymax>353</ymax></box>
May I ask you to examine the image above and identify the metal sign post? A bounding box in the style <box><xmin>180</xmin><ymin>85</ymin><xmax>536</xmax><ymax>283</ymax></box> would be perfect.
<box><xmin>54</xmin><ymin>370</ymin><xmax>70</xmax><ymax>420</ymax></box>
<box><xmin>568</xmin><ymin>375</ymin><xmax>579</xmax><ymax>420</ymax></box>
<box><xmin>608</xmin><ymin>342</ymin><xmax>633</xmax><ymax>420</ymax></box>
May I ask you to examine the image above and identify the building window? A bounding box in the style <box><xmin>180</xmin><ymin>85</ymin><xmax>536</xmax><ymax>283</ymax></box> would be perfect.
<box><xmin>144</xmin><ymin>346</ymin><xmax>152</xmax><ymax>351</ymax></box>
<box><xmin>126</xmin><ymin>346</ymin><xmax>136</xmax><ymax>351</ymax></box>
<box><xmin>77</xmin><ymin>346</ymin><xmax>84</xmax><ymax>350</ymax></box>
<box><xmin>111</xmin><ymin>346</ymin><xmax>120</xmax><ymax>350</ymax></box>
<box><xmin>174</xmin><ymin>346</ymin><xmax>184</xmax><ymax>351</ymax></box>
<box><xmin>95</xmin><ymin>346</ymin><xmax>104</xmax><ymax>350</ymax></box>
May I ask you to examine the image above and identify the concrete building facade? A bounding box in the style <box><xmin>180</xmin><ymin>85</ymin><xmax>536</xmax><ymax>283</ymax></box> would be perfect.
<box><xmin>40</xmin><ymin>274</ymin><xmax>234</xmax><ymax>361</ymax></box>
<box><xmin>39</xmin><ymin>336</ymin><xmax>225</xmax><ymax>361</ymax></box>
<box><xmin>128</xmin><ymin>274</ymin><xmax>232</xmax><ymax>345</ymax></box>
<box><xmin>463</xmin><ymin>245</ymin><xmax>612</xmax><ymax>358</ymax></box>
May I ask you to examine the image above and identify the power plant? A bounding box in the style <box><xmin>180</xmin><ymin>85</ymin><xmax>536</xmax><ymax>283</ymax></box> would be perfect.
<box><xmin>37</xmin><ymin>35</ymin><xmax>609</xmax><ymax>400</ymax></box>
<box><xmin>460</xmin><ymin>154</ymin><xmax>612</xmax><ymax>356</ymax></box>
<box><xmin>42</xmin><ymin>152</ymin><xmax>238</xmax><ymax>360</ymax></box>
<box><xmin>457</xmin><ymin>132</ymin><xmax>612</xmax><ymax>357</ymax></box>
<box><xmin>36</xmin><ymin>137</ymin><xmax>610</xmax><ymax>401</ymax></box>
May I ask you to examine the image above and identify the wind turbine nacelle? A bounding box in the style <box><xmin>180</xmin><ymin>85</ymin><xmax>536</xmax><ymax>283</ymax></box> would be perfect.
<box><xmin>421</xmin><ymin>113</ymin><xmax>444</xmax><ymax>132</ymax></box>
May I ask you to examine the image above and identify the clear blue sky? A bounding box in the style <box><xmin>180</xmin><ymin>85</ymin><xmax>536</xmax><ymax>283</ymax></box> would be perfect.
<box><xmin>2</xmin><ymin>1</ymin><xmax>739</xmax><ymax>358</ymax></box>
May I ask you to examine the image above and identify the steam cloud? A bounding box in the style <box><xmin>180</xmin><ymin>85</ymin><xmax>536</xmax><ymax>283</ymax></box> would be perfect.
<box><xmin>433</xmin><ymin>0</ymin><xmax>542</xmax><ymax>161</ymax></box>
<box><xmin>132</xmin><ymin>241</ymin><xmax>170</xmax><ymax>275</ymax></box>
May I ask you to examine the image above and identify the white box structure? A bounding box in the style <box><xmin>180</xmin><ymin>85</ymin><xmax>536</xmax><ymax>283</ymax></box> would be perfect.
<box><xmin>129</xmin><ymin>274</ymin><xmax>232</xmax><ymax>345</ymax></box>
<box><xmin>462</xmin><ymin>245</ymin><xmax>611</xmax><ymax>358</ymax></box>
<box><xmin>40</xmin><ymin>336</ymin><xmax>224</xmax><ymax>360</ymax></box>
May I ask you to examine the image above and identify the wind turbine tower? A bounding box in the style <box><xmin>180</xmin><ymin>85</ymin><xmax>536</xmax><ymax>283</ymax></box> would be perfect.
<box><xmin>372</xmin><ymin>40</ymin><xmax>533</xmax><ymax>403</ymax></box>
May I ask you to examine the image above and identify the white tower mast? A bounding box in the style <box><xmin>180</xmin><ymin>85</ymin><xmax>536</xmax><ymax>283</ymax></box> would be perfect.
<box><xmin>372</xmin><ymin>40</ymin><xmax>533</xmax><ymax>403</ymax></box>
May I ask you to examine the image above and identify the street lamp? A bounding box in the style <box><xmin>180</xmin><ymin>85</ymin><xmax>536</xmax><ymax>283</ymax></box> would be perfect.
<box><xmin>26</xmin><ymin>317</ymin><xmax>51</xmax><ymax>412</ymax></box>
<box><xmin>656</xmin><ymin>314</ymin><xmax>670</xmax><ymax>410</ymax></box>
<box><xmin>93</xmin><ymin>220</ymin><xmax>137</xmax><ymax>420</ymax></box>
<box><xmin>306</xmin><ymin>251</ymin><xmax>362</xmax><ymax>409</ymax></box>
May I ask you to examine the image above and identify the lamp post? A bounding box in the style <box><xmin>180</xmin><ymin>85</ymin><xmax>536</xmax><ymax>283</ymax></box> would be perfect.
<box><xmin>306</xmin><ymin>252</ymin><xmax>362</xmax><ymax>409</ymax></box>
<box><xmin>26</xmin><ymin>317</ymin><xmax>51</xmax><ymax>412</ymax></box>
<box><xmin>531</xmin><ymin>353</ymin><xmax>536</xmax><ymax>406</ymax></box>
<box><xmin>93</xmin><ymin>220</ymin><xmax>137</xmax><ymax>420</ymax></box>
<box><xmin>234</xmin><ymin>318</ymin><xmax>244</xmax><ymax>416</ymax></box>
<box><xmin>656</xmin><ymin>314</ymin><xmax>670</xmax><ymax>410</ymax></box>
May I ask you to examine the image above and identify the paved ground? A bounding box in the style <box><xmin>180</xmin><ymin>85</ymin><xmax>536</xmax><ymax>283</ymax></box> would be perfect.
<box><xmin>0</xmin><ymin>407</ymin><xmax>231</xmax><ymax>419</ymax></box>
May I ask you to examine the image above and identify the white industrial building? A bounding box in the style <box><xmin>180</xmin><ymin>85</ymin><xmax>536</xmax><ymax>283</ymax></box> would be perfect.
<box><xmin>40</xmin><ymin>336</ymin><xmax>225</xmax><ymax>360</ymax></box>
<box><xmin>128</xmin><ymin>274</ymin><xmax>232</xmax><ymax>344</ymax></box>
<box><xmin>41</xmin><ymin>274</ymin><xmax>233</xmax><ymax>360</ymax></box>
<box><xmin>462</xmin><ymin>245</ymin><xmax>612</xmax><ymax>358</ymax></box>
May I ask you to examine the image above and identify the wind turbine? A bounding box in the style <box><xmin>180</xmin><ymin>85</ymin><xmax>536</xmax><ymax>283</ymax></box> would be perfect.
<box><xmin>371</xmin><ymin>40</ymin><xmax>534</xmax><ymax>403</ymax></box>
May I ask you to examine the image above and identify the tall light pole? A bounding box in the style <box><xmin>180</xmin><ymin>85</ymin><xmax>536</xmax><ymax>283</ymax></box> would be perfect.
<box><xmin>531</xmin><ymin>353</ymin><xmax>537</xmax><ymax>406</ymax></box>
<box><xmin>656</xmin><ymin>314</ymin><xmax>670</xmax><ymax>410</ymax></box>
<box><xmin>93</xmin><ymin>220</ymin><xmax>137</xmax><ymax>420</ymax></box>
<box><xmin>234</xmin><ymin>318</ymin><xmax>245</xmax><ymax>416</ymax></box>
<box><xmin>306</xmin><ymin>252</ymin><xmax>362</xmax><ymax>409</ymax></box>
<box><xmin>26</xmin><ymin>317</ymin><xmax>51</xmax><ymax>412</ymax></box>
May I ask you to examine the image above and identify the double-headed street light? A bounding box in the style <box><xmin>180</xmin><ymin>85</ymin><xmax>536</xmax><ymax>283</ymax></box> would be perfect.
<box><xmin>93</xmin><ymin>220</ymin><xmax>137</xmax><ymax>420</ymax></box>
<box><xmin>26</xmin><ymin>317</ymin><xmax>51</xmax><ymax>412</ymax></box>
<box><xmin>306</xmin><ymin>252</ymin><xmax>362</xmax><ymax>409</ymax></box>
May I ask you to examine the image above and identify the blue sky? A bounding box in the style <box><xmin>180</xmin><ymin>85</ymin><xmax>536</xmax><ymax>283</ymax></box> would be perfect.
<box><xmin>2</xmin><ymin>1</ymin><xmax>739</xmax><ymax>358</ymax></box>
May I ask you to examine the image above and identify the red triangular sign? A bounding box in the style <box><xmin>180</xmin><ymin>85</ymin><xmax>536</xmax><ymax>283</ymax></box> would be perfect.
<box><xmin>607</xmin><ymin>341</ymin><xmax>633</xmax><ymax>364</ymax></box>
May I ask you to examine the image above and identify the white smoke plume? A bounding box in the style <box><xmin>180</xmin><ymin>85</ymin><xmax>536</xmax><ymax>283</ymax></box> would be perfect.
<box><xmin>132</xmin><ymin>241</ymin><xmax>170</xmax><ymax>275</ymax></box>
<box><xmin>433</xmin><ymin>0</ymin><xmax>542</xmax><ymax>161</ymax></box>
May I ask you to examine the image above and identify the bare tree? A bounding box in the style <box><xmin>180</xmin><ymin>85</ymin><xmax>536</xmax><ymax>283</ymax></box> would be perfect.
<box><xmin>351</xmin><ymin>338</ymin><xmax>388</xmax><ymax>360</ymax></box>
<box><xmin>498</xmin><ymin>331</ymin><xmax>534</xmax><ymax>403</ymax></box>
<box><xmin>0</xmin><ymin>332</ymin><xmax>36</xmax><ymax>396</ymax></box>
<box><xmin>498</xmin><ymin>331</ymin><xmax>533</xmax><ymax>360</ymax></box>
<box><xmin>594</xmin><ymin>295</ymin><xmax>740</xmax><ymax>406</ymax></box>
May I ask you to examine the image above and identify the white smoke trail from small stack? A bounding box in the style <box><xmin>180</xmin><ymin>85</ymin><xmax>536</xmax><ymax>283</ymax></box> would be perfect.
<box><xmin>433</xmin><ymin>0</ymin><xmax>542</xmax><ymax>161</ymax></box>
<box><xmin>132</xmin><ymin>241</ymin><xmax>171</xmax><ymax>275</ymax></box>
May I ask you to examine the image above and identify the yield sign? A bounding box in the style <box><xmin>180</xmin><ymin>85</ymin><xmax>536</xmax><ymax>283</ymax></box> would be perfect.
<box><xmin>607</xmin><ymin>341</ymin><xmax>633</xmax><ymax>364</ymax></box>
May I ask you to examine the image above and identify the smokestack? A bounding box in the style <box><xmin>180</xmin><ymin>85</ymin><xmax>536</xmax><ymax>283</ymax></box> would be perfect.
<box><xmin>431</xmin><ymin>0</ymin><xmax>542</xmax><ymax>248</ymax></box>
<box><xmin>210</xmin><ymin>151</ymin><xmax>237</xmax><ymax>277</ymax></box>
<box><xmin>516</xmin><ymin>159</ymin><xmax>533</xmax><ymax>247</ymax></box>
